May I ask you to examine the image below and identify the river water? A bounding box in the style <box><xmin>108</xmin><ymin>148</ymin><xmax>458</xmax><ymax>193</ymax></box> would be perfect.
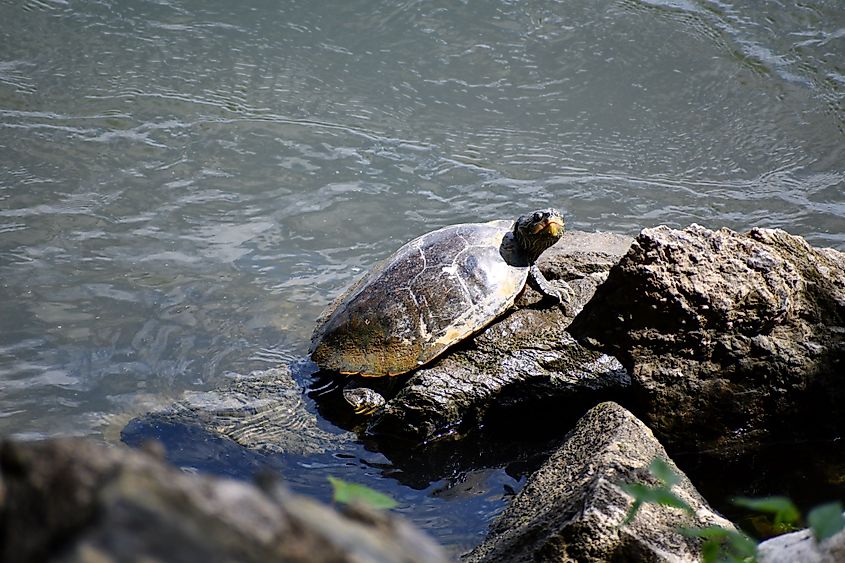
<box><xmin>1</xmin><ymin>0</ymin><xmax>843</xmax><ymax>552</ymax></box>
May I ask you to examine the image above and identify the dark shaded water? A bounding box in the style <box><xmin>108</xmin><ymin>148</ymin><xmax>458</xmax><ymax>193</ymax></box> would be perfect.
<box><xmin>1</xmin><ymin>0</ymin><xmax>843</xmax><ymax>552</ymax></box>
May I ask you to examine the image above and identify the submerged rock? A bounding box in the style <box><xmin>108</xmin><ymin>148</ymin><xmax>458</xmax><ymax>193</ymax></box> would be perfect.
<box><xmin>465</xmin><ymin>401</ymin><xmax>734</xmax><ymax>562</ymax></box>
<box><xmin>129</xmin><ymin>366</ymin><xmax>352</xmax><ymax>456</ymax></box>
<box><xmin>359</xmin><ymin>231</ymin><xmax>634</xmax><ymax>442</ymax></box>
<box><xmin>0</xmin><ymin>437</ymin><xmax>448</xmax><ymax>563</ymax></box>
<box><xmin>568</xmin><ymin>225</ymin><xmax>845</xmax><ymax>453</ymax></box>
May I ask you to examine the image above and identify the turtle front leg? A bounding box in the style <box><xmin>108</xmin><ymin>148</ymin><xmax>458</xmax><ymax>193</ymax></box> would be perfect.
<box><xmin>529</xmin><ymin>264</ymin><xmax>574</xmax><ymax>314</ymax></box>
<box><xmin>343</xmin><ymin>386</ymin><xmax>387</xmax><ymax>416</ymax></box>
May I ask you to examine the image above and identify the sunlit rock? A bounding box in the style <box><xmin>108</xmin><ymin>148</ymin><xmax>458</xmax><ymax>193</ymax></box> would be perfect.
<box><xmin>757</xmin><ymin>516</ymin><xmax>845</xmax><ymax>563</ymax></box>
<box><xmin>568</xmin><ymin>225</ymin><xmax>845</xmax><ymax>453</ymax></box>
<box><xmin>465</xmin><ymin>402</ymin><xmax>733</xmax><ymax>562</ymax></box>
<box><xmin>0</xmin><ymin>437</ymin><xmax>448</xmax><ymax>563</ymax></box>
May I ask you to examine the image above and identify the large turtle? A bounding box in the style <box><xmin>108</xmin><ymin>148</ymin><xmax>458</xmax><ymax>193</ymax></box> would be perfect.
<box><xmin>310</xmin><ymin>208</ymin><xmax>570</xmax><ymax>413</ymax></box>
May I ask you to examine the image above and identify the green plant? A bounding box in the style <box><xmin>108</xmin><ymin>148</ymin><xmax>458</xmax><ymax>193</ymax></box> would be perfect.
<box><xmin>733</xmin><ymin>496</ymin><xmax>800</xmax><ymax>535</ymax></box>
<box><xmin>680</xmin><ymin>524</ymin><xmax>757</xmax><ymax>563</ymax></box>
<box><xmin>620</xmin><ymin>457</ymin><xmax>845</xmax><ymax>563</ymax></box>
<box><xmin>619</xmin><ymin>457</ymin><xmax>692</xmax><ymax>525</ymax></box>
<box><xmin>807</xmin><ymin>501</ymin><xmax>845</xmax><ymax>543</ymax></box>
<box><xmin>327</xmin><ymin>476</ymin><xmax>398</xmax><ymax>510</ymax></box>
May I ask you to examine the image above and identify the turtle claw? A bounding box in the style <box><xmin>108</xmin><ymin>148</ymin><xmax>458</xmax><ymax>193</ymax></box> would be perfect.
<box><xmin>529</xmin><ymin>263</ymin><xmax>574</xmax><ymax>310</ymax></box>
<box><xmin>556</xmin><ymin>280</ymin><xmax>575</xmax><ymax>315</ymax></box>
<box><xmin>353</xmin><ymin>404</ymin><xmax>379</xmax><ymax>416</ymax></box>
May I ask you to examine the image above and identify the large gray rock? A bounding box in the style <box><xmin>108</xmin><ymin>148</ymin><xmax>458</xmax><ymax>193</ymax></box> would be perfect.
<box><xmin>465</xmin><ymin>401</ymin><xmax>734</xmax><ymax>562</ymax></box>
<box><xmin>364</xmin><ymin>231</ymin><xmax>633</xmax><ymax>442</ymax></box>
<box><xmin>0</xmin><ymin>437</ymin><xmax>448</xmax><ymax>563</ymax></box>
<box><xmin>568</xmin><ymin>225</ymin><xmax>845</xmax><ymax>452</ymax></box>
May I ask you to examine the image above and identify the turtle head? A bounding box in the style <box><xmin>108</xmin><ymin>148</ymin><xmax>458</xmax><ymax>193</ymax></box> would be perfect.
<box><xmin>513</xmin><ymin>208</ymin><xmax>565</xmax><ymax>263</ymax></box>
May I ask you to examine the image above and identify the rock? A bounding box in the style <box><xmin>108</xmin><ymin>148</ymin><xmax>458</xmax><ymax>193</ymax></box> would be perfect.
<box><xmin>359</xmin><ymin>231</ymin><xmax>634</xmax><ymax>442</ymax></box>
<box><xmin>127</xmin><ymin>366</ymin><xmax>352</xmax><ymax>456</ymax></box>
<box><xmin>0</xmin><ymin>437</ymin><xmax>449</xmax><ymax>563</ymax></box>
<box><xmin>757</xmin><ymin>516</ymin><xmax>845</xmax><ymax>563</ymax></box>
<box><xmin>568</xmin><ymin>225</ymin><xmax>845</xmax><ymax>453</ymax></box>
<box><xmin>465</xmin><ymin>401</ymin><xmax>734</xmax><ymax>562</ymax></box>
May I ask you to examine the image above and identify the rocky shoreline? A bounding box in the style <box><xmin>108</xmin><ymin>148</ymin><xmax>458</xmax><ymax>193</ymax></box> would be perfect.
<box><xmin>2</xmin><ymin>225</ymin><xmax>843</xmax><ymax>562</ymax></box>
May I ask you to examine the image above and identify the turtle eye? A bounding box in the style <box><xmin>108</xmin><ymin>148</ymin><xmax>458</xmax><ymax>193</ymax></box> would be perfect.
<box><xmin>532</xmin><ymin>212</ymin><xmax>543</xmax><ymax>222</ymax></box>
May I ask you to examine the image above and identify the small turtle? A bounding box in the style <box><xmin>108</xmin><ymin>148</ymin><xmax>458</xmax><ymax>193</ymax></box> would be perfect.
<box><xmin>310</xmin><ymin>208</ymin><xmax>570</xmax><ymax>414</ymax></box>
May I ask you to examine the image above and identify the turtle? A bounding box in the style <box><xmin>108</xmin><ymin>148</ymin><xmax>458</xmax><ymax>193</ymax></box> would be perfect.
<box><xmin>309</xmin><ymin>208</ymin><xmax>571</xmax><ymax>414</ymax></box>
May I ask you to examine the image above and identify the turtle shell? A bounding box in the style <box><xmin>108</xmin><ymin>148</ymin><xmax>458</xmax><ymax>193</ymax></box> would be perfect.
<box><xmin>309</xmin><ymin>219</ymin><xmax>530</xmax><ymax>376</ymax></box>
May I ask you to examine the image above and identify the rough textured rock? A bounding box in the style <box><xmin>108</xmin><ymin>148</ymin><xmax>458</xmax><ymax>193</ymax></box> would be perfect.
<box><xmin>361</xmin><ymin>231</ymin><xmax>634</xmax><ymax>442</ymax></box>
<box><xmin>465</xmin><ymin>401</ymin><xmax>734</xmax><ymax>562</ymax></box>
<box><xmin>568</xmin><ymin>225</ymin><xmax>845</xmax><ymax>452</ymax></box>
<box><xmin>0</xmin><ymin>437</ymin><xmax>448</xmax><ymax>563</ymax></box>
<box><xmin>131</xmin><ymin>366</ymin><xmax>352</xmax><ymax>455</ymax></box>
<box><xmin>757</xmin><ymin>517</ymin><xmax>845</xmax><ymax>563</ymax></box>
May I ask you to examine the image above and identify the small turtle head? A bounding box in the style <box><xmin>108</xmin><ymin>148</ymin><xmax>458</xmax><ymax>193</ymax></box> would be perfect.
<box><xmin>513</xmin><ymin>208</ymin><xmax>565</xmax><ymax>263</ymax></box>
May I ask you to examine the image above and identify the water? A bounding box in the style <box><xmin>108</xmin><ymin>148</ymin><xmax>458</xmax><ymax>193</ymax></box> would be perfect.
<box><xmin>1</xmin><ymin>0</ymin><xmax>843</xmax><ymax>551</ymax></box>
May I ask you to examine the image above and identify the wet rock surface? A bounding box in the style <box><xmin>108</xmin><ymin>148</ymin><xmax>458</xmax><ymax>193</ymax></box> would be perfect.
<box><xmin>568</xmin><ymin>225</ymin><xmax>845</xmax><ymax>453</ymax></box>
<box><xmin>356</xmin><ymin>230</ymin><xmax>635</xmax><ymax>442</ymax></box>
<box><xmin>465</xmin><ymin>402</ymin><xmax>734</xmax><ymax>562</ymax></box>
<box><xmin>0</xmin><ymin>437</ymin><xmax>448</xmax><ymax>563</ymax></box>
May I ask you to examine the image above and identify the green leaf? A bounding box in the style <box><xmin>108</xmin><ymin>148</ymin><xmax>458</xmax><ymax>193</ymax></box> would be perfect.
<box><xmin>622</xmin><ymin>498</ymin><xmax>643</xmax><ymax>526</ymax></box>
<box><xmin>682</xmin><ymin>525</ymin><xmax>734</xmax><ymax>541</ymax></box>
<box><xmin>683</xmin><ymin>526</ymin><xmax>757</xmax><ymax>562</ymax></box>
<box><xmin>651</xmin><ymin>488</ymin><xmax>693</xmax><ymax>512</ymax></box>
<box><xmin>807</xmin><ymin>501</ymin><xmax>845</xmax><ymax>543</ymax></box>
<box><xmin>619</xmin><ymin>480</ymin><xmax>693</xmax><ymax>527</ymax></box>
<box><xmin>619</xmin><ymin>482</ymin><xmax>651</xmax><ymax>500</ymax></box>
<box><xmin>328</xmin><ymin>476</ymin><xmax>398</xmax><ymax>510</ymax></box>
<box><xmin>723</xmin><ymin>530</ymin><xmax>758</xmax><ymax>560</ymax></box>
<box><xmin>733</xmin><ymin>496</ymin><xmax>800</xmax><ymax>526</ymax></box>
<box><xmin>649</xmin><ymin>457</ymin><xmax>679</xmax><ymax>487</ymax></box>
<box><xmin>700</xmin><ymin>538</ymin><xmax>721</xmax><ymax>563</ymax></box>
